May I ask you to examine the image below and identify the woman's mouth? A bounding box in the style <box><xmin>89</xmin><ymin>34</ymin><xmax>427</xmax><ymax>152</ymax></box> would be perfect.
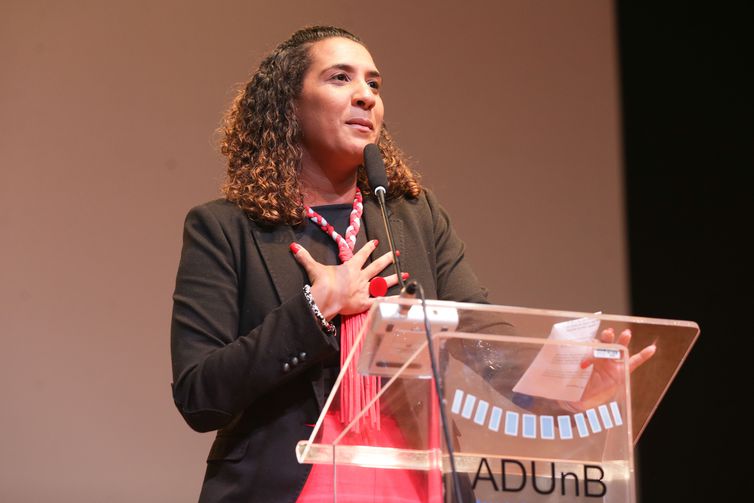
<box><xmin>345</xmin><ymin>118</ymin><xmax>374</xmax><ymax>132</ymax></box>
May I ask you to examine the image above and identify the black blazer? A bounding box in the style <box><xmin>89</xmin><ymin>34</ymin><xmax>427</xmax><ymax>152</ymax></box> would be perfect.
<box><xmin>170</xmin><ymin>189</ymin><xmax>487</xmax><ymax>502</ymax></box>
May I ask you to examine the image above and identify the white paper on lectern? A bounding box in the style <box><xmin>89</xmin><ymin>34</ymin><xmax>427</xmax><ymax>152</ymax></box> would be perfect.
<box><xmin>512</xmin><ymin>317</ymin><xmax>600</xmax><ymax>402</ymax></box>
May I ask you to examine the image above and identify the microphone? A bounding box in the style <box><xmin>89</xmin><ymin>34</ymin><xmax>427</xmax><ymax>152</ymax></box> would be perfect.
<box><xmin>364</xmin><ymin>143</ymin><xmax>388</xmax><ymax>197</ymax></box>
<box><xmin>363</xmin><ymin>145</ymin><xmax>464</xmax><ymax>502</ymax></box>
<box><xmin>363</xmin><ymin>143</ymin><xmax>405</xmax><ymax>290</ymax></box>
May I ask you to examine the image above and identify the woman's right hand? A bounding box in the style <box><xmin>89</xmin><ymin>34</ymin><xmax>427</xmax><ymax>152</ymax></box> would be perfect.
<box><xmin>290</xmin><ymin>239</ymin><xmax>401</xmax><ymax>320</ymax></box>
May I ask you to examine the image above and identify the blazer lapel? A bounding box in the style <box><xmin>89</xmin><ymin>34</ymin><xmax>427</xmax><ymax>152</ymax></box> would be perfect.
<box><xmin>249</xmin><ymin>223</ymin><xmax>306</xmax><ymax>305</ymax></box>
<box><xmin>250</xmin><ymin>221</ymin><xmax>329</xmax><ymax>411</ymax></box>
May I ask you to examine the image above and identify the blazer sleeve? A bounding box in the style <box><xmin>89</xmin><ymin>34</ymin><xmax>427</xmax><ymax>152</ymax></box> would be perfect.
<box><xmin>425</xmin><ymin>189</ymin><xmax>489</xmax><ymax>304</ymax></box>
<box><xmin>170</xmin><ymin>203</ymin><xmax>338</xmax><ymax>433</ymax></box>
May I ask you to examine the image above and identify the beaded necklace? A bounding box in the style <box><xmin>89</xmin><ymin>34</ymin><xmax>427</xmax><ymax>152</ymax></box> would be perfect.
<box><xmin>305</xmin><ymin>188</ymin><xmax>380</xmax><ymax>431</ymax></box>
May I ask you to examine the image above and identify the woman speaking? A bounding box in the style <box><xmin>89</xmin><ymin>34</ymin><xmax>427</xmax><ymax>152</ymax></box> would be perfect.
<box><xmin>170</xmin><ymin>26</ymin><xmax>487</xmax><ymax>502</ymax></box>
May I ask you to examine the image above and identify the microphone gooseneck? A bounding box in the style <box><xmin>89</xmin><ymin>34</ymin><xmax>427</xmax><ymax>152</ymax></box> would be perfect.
<box><xmin>363</xmin><ymin>143</ymin><xmax>404</xmax><ymax>290</ymax></box>
<box><xmin>363</xmin><ymin>143</ymin><xmax>464</xmax><ymax>503</ymax></box>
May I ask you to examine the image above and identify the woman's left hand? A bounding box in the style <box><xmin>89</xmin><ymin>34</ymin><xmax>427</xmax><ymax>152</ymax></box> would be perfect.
<box><xmin>568</xmin><ymin>328</ymin><xmax>656</xmax><ymax>411</ymax></box>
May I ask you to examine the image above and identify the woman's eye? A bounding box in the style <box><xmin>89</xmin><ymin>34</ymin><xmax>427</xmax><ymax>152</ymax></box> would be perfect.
<box><xmin>368</xmin><ymin>81</ymin><xmax>381</xmax><ymax>90</ymax></box>
<box><xmin>333</xmin><ymin>73</ymin><xmax>349</xmax><ymax>82</ymax></box>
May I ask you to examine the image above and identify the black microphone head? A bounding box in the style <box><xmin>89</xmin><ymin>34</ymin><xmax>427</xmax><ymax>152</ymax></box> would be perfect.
<box><xmin>363</xmin><ymin>143</ymin><xmax>388</xmax><ymax>194</ymax></box>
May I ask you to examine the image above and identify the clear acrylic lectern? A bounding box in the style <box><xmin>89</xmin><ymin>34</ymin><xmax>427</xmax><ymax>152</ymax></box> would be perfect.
<box><xmin>296</xmin><ymin>299</ymin><xmax>699</xmax><ymax>502</ymax></box>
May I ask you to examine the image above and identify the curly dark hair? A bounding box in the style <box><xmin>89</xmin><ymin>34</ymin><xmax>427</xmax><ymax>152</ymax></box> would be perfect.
<box><xmin>220</xmin><ymin>25</ymin><xmax>421</xmax><ymax>226</ymax></box>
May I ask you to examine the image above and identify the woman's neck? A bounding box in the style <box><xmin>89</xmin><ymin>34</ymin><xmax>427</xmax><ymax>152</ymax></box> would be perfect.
<box><xmin>300</xmin><ymin>160</ymin><xmax>358</xmax><ymax>206</ymax></box>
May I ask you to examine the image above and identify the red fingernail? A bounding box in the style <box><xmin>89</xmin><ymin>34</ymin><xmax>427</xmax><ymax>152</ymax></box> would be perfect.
<box><xmin>373</xmin><ymin>239</ymin><xmax>379</xmax><ymax>247</ymax></box>
<box><xmin>402</xmin><ymin>272</ymin><xmax>409</xmax><ymax>280</ymax></box>
<box><xmin>395</xmin><ymin>250</ymin><xmax>401</xmax><ymax>257</ymax></box>
<box><xmin>289</xmin><ymin>243</ymin><xmax>300</xmax><ymax>254</ymax></box>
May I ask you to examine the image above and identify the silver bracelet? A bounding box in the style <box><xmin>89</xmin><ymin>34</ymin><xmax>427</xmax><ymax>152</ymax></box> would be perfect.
<box><xmin>303</xmin><ymin>285</ymin><xmax>336</xmax><ymax>336</ymax></box>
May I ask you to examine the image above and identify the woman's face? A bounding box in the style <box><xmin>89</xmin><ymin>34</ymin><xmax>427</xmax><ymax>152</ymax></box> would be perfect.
<box><xmin>296</xmin><ymin>37</ymin><xmax>384</xmax><ymax>174</ymax></box>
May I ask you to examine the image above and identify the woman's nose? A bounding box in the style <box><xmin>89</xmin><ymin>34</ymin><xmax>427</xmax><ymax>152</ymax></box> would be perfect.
<box><xmin>352</xmin><ymin>81</ymin><xmax>376</xmax><ymax>110</ymax></box>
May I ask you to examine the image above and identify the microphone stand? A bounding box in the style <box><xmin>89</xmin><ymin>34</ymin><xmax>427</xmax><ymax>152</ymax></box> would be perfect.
<box><xmin>414</xmin><ymin>281</ymin><xmax>465</xmax><ymax>503</ymax></box>
<box><xmin>372</xmin><ymin>187</ymin><xmax>465</xmax><ymax>503</ymax></box>
<box><xmin>373</xmin><ymin>186</ymin><xmax>405</xmax><ymax>290</ymax></box>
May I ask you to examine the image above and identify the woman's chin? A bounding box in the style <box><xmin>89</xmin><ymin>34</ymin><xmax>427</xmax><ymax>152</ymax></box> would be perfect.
<box><xmin>335</xmin><ymin>142</ymin><xmax>371</xmax><ymax>165</ymax></box>
<box><xmin>350</xmin><ymin>138</ymin><xmax>378</xmax><ymax>157</ymax></box>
